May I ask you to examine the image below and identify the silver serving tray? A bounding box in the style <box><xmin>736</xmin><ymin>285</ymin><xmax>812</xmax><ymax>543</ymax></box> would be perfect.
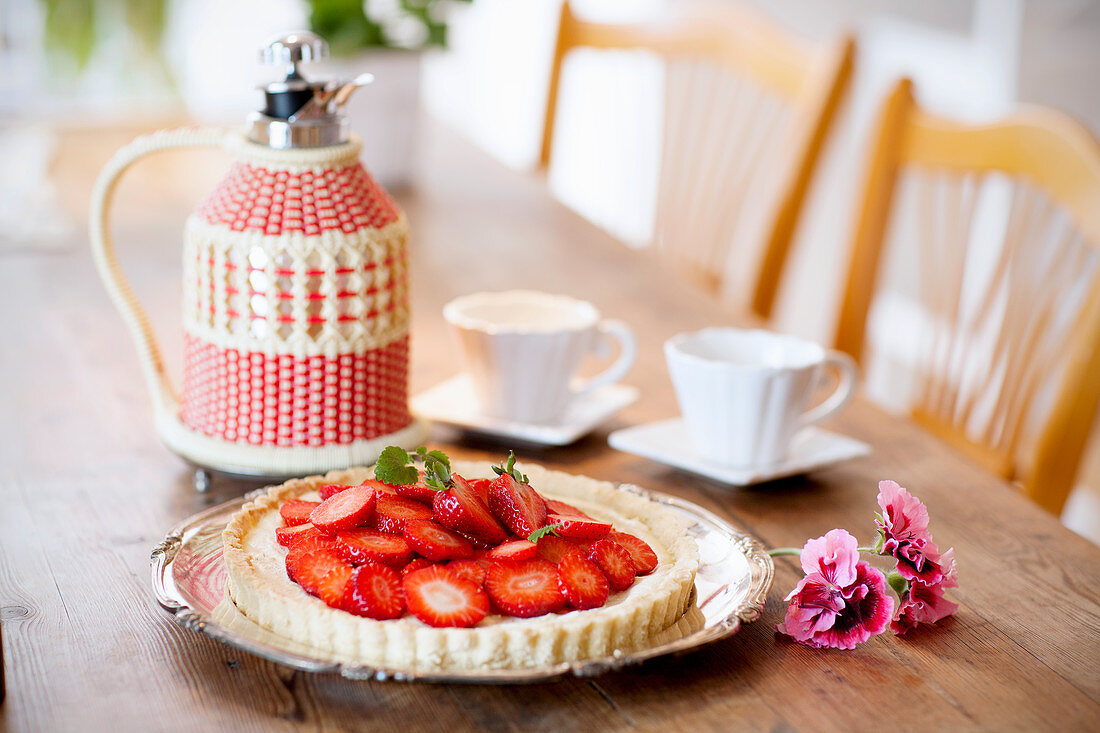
<box><xmin>150</xmin><ymin>484</ymin><xmax>773</xmax><ymax>683</ymax></box>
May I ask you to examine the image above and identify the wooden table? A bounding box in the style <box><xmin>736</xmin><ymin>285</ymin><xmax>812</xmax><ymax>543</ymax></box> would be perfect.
<box><xmin>2</xmin><ymin>118</ymin><xmax>1099</xmax><ymax>732</ymax></box>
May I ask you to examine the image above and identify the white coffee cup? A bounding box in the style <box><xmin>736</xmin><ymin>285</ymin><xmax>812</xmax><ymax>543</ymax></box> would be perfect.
<box><xmin>444</xmin><ymin>290</ymin><xmax>637</xmax><ymax>424</ymax></box>
<box><xmin>664</xmin><ymin>328</ymin><xmax>858</xmax><ymax>467</ymax></box>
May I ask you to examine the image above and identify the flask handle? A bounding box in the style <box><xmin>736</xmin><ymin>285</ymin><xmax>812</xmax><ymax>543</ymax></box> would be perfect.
<box><xmin>88</xmin><ymin>127</ymin><xmax>227</xmax><ymax>419</ymax></box>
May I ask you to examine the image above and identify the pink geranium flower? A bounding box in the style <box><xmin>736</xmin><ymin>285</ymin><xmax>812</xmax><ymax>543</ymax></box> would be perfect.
<box><xmin>891</xmin><ymin>553</ymin><xmax>959</xmax><ymax>635</ymax></box>
<box><xmin>876</xmin><ymin>480</ymin><xmax>953</xmax><ymax>586</ymax></box>
<box><xmin>777</xmin><ymin>529</ymin><xmax>894</xmax><ymax>650</ymax></box>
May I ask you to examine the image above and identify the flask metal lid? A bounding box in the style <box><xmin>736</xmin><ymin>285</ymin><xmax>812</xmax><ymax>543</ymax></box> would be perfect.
<box><xmin>248</xmin><ymin>31</ymin><xmax>373</xmax><ymax>149</ymax></box>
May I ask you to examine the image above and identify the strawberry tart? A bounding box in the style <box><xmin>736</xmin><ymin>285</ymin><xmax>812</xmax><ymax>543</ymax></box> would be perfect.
<box><xmin>222</xmin><ymin>448</ymin><xmax>699</xmax><ymax>672</ymax></box>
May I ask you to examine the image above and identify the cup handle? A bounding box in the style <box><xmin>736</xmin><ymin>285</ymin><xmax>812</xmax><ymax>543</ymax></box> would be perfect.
<box><xmin>573</xmin><ymin>319</ymin><xmax>637</xmax><ymax>398</ymax></box>
<box><xmin>799</xmin><ymin>350</ymin><xmax>859</xmax><ymax>427</ymax></box>
<box><xmin>89</xmin><ymin>127</ymin><xmax>228</xmax><ymax>418</ymax></box>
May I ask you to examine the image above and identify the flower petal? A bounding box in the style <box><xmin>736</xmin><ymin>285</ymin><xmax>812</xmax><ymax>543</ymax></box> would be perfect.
<box><xmin>800</xmin><ymin>528</ymin><xmax>859</xmax><ymax>587</ymax></box>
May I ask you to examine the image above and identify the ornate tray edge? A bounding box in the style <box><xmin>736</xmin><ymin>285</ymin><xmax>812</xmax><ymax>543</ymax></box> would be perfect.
<box><xmin>150</xmin><ymin>484</ymin><xmax>773</xmax><ymax>684</ymax></box>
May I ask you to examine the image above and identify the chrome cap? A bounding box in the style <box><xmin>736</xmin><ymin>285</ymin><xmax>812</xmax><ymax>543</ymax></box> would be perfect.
<box><xmin>260</xmin><ymin>31</ymin><xmax>329</xmax><ymax>71</ymax></box>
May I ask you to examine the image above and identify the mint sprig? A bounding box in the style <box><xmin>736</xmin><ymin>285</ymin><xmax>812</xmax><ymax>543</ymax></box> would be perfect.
<box><xmin>419</xmin><ymin>447</ymin><xmax>452</xmax><ymax>491</ymax></box>
<box><xmin>526</xmin><ymin>523</ymin><xmax>563</xmax><ymax>543</ymax></box>
<box><xmin>374</xmin><ymin>445</ymin><xmax>453</xmax><ymax>489</ymax></box>
<box><xmin>491</xmin><ymin>450</ymin><xmax>528</xmax><ymax>484</ymax></box>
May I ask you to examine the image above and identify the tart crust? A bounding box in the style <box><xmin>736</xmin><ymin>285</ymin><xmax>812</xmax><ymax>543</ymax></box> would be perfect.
<box><xmin>223</xmin><ymin>461</ymin><xmax>699</xmax><ymax>672</ymax></box>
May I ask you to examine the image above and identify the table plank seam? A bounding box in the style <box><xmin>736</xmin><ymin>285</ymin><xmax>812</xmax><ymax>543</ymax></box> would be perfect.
<box><xmin>587</xmin><ymin>679</ymin><xmax>637</xmax><ymax>728</ymax></box>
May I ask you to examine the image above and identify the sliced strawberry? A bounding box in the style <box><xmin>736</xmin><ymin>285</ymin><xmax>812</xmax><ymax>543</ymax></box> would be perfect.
<box><xmin>487</xmin><ymin>539</ymin><xmax>538</xmax><ymax>562</ymax></box>
<box><xmin>587</xmin><ymin>539</ymin><xmax>636</xmax><ymax>591</ymax></box>
<box><xmin>458</xmin><ymin>531</ymin><xmax>497</xmax><ymax>551</ymax></box>
<box><xmin>287</xmin><ymin>547</ymin><xmax>350</xmax><ymax>598</ymax></box>
<box><xmin>484</xmin><ymin>559</ymin><xmax>564</xmax><ymax>618</ymax></box>
<box><xmin>548</xmin><ymin>512</ymin><xmax>611</xmax><ymax>541</ymax></box>
<box><xmin>488</xmin><ymin>473</ymin><xmax>547</xmax><ymax>538</ymax></box>
<box><xmin>318</xmin><ymin>483</ymin><xmax>352</xmax><ymax>501</ymax></box>
<box><xmin>284</xmin><ymin>528</ymin><xmax>339</xmax><ymax>560</ymax></box>
<box><xmin>315</xmin><ymin>561</ymin><xmax>353</xmax><ymax>607</ymax></box>
<box><xmin>467</xmin><ymin>478</ymin><xmax>493</xmax><ymax>504</ymax></box>
<box><xmin>610</xmin><ymin>530</ymin><xmax>659</xmax><ymax>575</ymax></box>
<box><xmin>279</xmin><ymin>499</ymin><xmax>320</xmax><ymax>526</ymax></box>
<box><xmin>403</xmin><ymin>565</ymin><xmax>489</xmax><ymax>628</ymax></box>
<box><xmin>401</xmin><ymin>557</ymin><xmax>434</xmax><ymax>576</ymax></box>
<box><xmin>403</xmin><ymin>520</ymin><xmax>474</xmax><ymax>561</ymax></box>
<box><xmin>340</xmin><ymin>563</ymin><xmax>405</xmax><ymax>619</ymax></box>
<box><xmin>536</xmin><ymin>534</ymin><xmax>584</xmax><ymax>564</ymax></box>
<box><xmin>432</xmin><ymin>474</ymin><xmax>510</xmax><ymax>544</ymax></box>
<box><xmin>358</xmin><ymin>478</ymin><xmax>398</xmax><ymax>495</ymax></box>
<box><xmin>393</xmin><ymin>471</ymin><xmax>441</xmax><ymax>503</ymax></box>
<box><xmin>275</xmin><ymin>523</ymin><xmax>316</xmax><ymax>547</ymax></box>
<box><xmin>374</xmin><ymin>493</ymin><xmax>434</xmax><ymax>534</ymax></box>
<box><xmin>446</xmin><ymin>560</ymin><xmax>487</xmax><ymax>587</ymax></box>
<box><xmin>545</xmin><ymin>499</ymin><xmax>594</xmax><ymax>519</ymax></box>
<box><xmin>309</xmin><ymin>485</ymin><xmax>376</xmax><ymax>533</ymax></box>
<box><xmin>557</xmin><ymin>553</ymin><xmax>610</xmax><ymax>609</ymax></box>
<box><xmin>334</xmin><ymin>528</ymin><xmax>413</xmax><ymax>567</ymax></box>
<box><xmin>396</xmin><ymin>484</ymin><xmax>438</xmax><ymax>503</ymax></box>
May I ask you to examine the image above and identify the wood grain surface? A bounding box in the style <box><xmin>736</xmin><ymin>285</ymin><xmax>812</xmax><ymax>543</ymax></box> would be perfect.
<box><xmin>1</xmin><ymin>119</ymin><xmax>1098</xmax><ymax>732</ymax></box>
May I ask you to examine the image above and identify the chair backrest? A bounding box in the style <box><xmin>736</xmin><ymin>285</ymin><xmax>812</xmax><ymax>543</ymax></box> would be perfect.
<box><xmin>835</xmin><ymin>78</ymin><xmax>1100</xmax><ymax>514</ymax></box>
<box><xmin>540</xmin><ymin>0</ymin><xmax>854</xmax><ymax>319</ymax></box>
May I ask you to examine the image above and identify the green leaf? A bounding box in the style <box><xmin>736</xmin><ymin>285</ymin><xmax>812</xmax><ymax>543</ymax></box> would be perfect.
<box><xmin>374</xmin><ymin>445</ymin><xmax>418</xmax><ymax>486</ymax></box>
<box><xmin>411</xmin><ymin>445</ymin><xmax>452</xmax><ymax>491</ymax></box>
<box><xmin>425</xmin><ymin>449</ymin><xmax>451</xmax><ymax>472</ymax></box>
<box><xmin>527</xmin><ymin>523</ymin><xmax>563</xmax><ymax>543</ymax></box>
<box><xmin>491</xmin><ymin>451</ymin><xmax>528</xmax><ymax>483</ymax></box>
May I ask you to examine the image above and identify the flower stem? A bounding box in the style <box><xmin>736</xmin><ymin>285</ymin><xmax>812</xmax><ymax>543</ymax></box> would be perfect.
<box><xmin>767</xmin><ymin>548</ymin><xmax>803</xmax><ymax>557</ymax></box>
<box><xmin>856</xmin><ymin>546</ymin><xmax>878</xmax><ymax>554</ymax></box>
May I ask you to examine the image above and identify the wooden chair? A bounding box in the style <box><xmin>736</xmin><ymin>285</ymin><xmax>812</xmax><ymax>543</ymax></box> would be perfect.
<box><xmin>835</xmin><ymin>78</ymin><xmax>1100</xmax><ymax>514</ymax></box>
<box><xmin>540</xmin><ymin>0</ymin><xmax>854</xmax><ymax>319</ymax></box>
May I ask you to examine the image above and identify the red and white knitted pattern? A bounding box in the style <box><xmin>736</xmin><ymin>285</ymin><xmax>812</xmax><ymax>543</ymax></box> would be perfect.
<box><xmin>179</xmin><ymin>140</ymin><xmax>412</xmax><ymax>448</ymax></box>
<box><xmin>195</xmin><ymin>161</ymin><xmax>400</xmax><ymax>235</ymax></box>
<box><xmin>180</xmin><ymin>334</ymin><xmax>409</xmax><ymax>447</ymax></box>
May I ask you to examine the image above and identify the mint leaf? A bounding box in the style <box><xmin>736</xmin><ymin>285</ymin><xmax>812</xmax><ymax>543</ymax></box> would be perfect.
<box><xmin>491</xmin><ymin>450</ymin><xmax>528</xmax><ymax>483</ymax></box>
<box><xmin>423</xmin><ymin>460</ymin><xmax>451</xmax><ymax>491</ymax></box>
<box><xmin>374</xmin><ymin>445</ymin><xmax>419</xmax><ymax>486</ymax></box>
<box><xmin>425</xmin><ymin>449</ymin><xmax>450</xmax><ymax>472</ymax></box>
<box><xmin>527</xmin><ymin>523</ymin><xmax>563</xmax><ymax>543</ymax></box>
<box><xmin>415</xmin><ymin>445</ymin><xmax>452</xmax><ymax>491</ymax></box>
<box><xmin>375</xmin><ymin>444</ymin><xmax>456</xmax><ymax>488</ymax></box>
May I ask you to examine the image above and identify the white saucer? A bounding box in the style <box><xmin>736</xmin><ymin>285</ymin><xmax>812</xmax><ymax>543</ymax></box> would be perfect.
<box><xmin>607</xmin><ymin>418</ymin><xmax>871</xmax><ymax>487</ymax></box>
<box><xmin>411</xmin><ymin>374</ymin><xmax>639</xmax><ymax>446</ymax></box>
